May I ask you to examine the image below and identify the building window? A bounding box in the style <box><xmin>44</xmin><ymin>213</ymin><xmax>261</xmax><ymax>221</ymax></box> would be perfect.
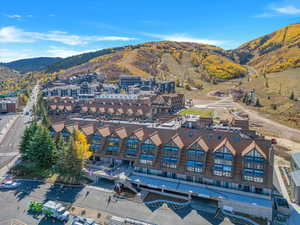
<box><xmin>91</xmin><ymin>143</ymin><xmax>101</xmax><ymax>153</ymax></box>
<box><xmin>243</xmin><ymin>149</ymin><xmax>265</xmax><ymax>183</ymax></box>
<box><xmin>92</xmin><ymin>135</ymin><xmax>102</xmax><ymax>144</ymax></box>
<box><xmin>243</xmin><ymin>168</ymin><xmax>264</xmax><ymax>183</ymax></box>
<box><xmin>139</xmin><ymin>154</ymin><xmax>154</xmax><ymax>165</ymax></box>
<box><xmin>186</xmin><ymin>149</ymin><xmax>205</xmax><ymax>161</ymax></box>
<box><xmin>186</xmin><ymin>160</ymin><xmax>203</xmax><ymax>173</ymax></box>
<box><xmin>125</xmin><ymin>138</ymin><xmax>139</xmax><ymax>157</ymax></box>
<box><xmin>162</xmin><ymin>157</ymin><xmax>177</xmax><ymax>169</ymax></box>
<box><xmin>106</xmin><ymin>136</ymin><xmax>120</xmax><ymax>153</ymax></box>
<box><xmin>213</xmin><ymin>147</ymin><xmax>233</xmax><ymax>177</ymax></box>
<box><xmin>141</xmin><ymin>142</ymin><xmax>156</xmax><ymax>155</ymax></box>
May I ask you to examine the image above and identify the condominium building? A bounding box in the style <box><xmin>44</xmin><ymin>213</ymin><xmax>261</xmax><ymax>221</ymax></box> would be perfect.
<box><xmin>49</xmin><ymin>118</ymin><xmax>274</xmax><ymax>220</ymax></box>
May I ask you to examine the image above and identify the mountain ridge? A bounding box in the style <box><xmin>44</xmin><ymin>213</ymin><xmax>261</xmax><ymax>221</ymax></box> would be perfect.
<box><xmin>232</xmin><ymin>23</ymin><xmax>300</xmax><ymax>73</ymax></box>
<box><xmin>1</xmin><ymin>57</ymin><xmax>62</xmax><ymax>74</ymax></box>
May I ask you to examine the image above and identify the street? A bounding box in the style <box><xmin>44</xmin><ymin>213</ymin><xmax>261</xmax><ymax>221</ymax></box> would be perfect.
<box><xmin>0</xmin><ymin>180</ymin><xmax>234</xmax><ymax>225</ymax></box>
<box><xmin>0</xmin><ymin>85</ymin><xmax>39</xmax><ymax>173</ymax></box>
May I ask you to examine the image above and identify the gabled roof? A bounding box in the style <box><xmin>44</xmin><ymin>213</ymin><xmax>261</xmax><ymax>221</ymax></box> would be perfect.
<box><xmin>90</xmin><ymin>106</ymin><xmax>97</xmax><ymax>113</ymax></box>
<box><xmin>81</xmin><ymin>106</ymin><xmax>88</xmax><ymax>112</ymax></box>
<box><xmin>98</xmin><ymin>107</ymin><xmax>105</xmax><ymax>113</ymax></box>
<box><xmin>107</xmin><ymin>107</ymin><xmax>114</xmax><ymax>113</ymax></box>
<box><xmin>81</xmin><ymin>124</ymin><xmax>94</xmax><ymax>136</ymax></box>
<box><xmin>117</xmin><ymin>108</ymin><xmax>124</xmax><ymax>114</ymax></box>
<box><xmin>133</xmin><ymin>128</ymin><xmax>144</xmax><ymax>141</ymax></box>
<box><xmin>136</xmin><ymin>109</ymin><xmax>143</xmax><ymax>116</ymax></box>
<box><xmin>65</xmin><ymin>123</ymin><xmax>78</xmax><ymax>133</ymax></box>
<box><xmin>170</xmin><ymin>134</ymin><xmax>184</xmax><ymax>149</ymax></box>
<box><xmin>188</xmin><ymin>136</ymin><xmax>209</xmax><ymax>152</ymax></box>
<box><xmin>213</xmin><ymin>138</ymin><xmax>236</xmax><ymax>155</ymax></box>
<box><xmin>52</xmin><ymin>122</ymin><xmax>65</xmax><ymax>132</ymax></box>
<box><xmin>97</xmin><ymin>125</ymin><xmax>111</xmax><ymax>137</ymax></box>
<box><xmin>65</xmin><ymin>105</ymin><xmax>72</xmax><ymax>111</ymax></box>
<box><xmin>149</xmin><ymin>131</ymin><xmax>162</xmax><ymax>146</ymax></box>
<box><xmin>241</xmin><ymin>141</ymin><xmax>267</xmax><ymax>159</ymax></box>
<box><xmin>50</xmin><ymin>105</ymin><xmax>57</xmax><ymax>110</ymax></box>
<box><xmin>58</xmin><ymin>105</ymin><xmax>65</xmax><ymax>110</ymax></box>
<box><xmin>127</xmin><ymin>108</ymin><xmax>134</xmax><ymax>114</ymax></box>
<box><xmin>115</xmin><ymin>127</ymin><xmax>128</xmax><ymax>139</ymax></box>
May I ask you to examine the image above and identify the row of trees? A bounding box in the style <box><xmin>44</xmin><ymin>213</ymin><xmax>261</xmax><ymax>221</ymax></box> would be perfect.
<box><xmin>20</xmin><ymin>122</ymin><xmax>92</xmax><ymax>183</ymax></box>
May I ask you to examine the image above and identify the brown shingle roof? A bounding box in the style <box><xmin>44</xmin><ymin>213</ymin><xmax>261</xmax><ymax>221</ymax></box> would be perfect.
<box><xmin>81</xmin><ymin>124</ymin><xmax>94</xmax><ymax>136</ymax></box>
<box><xmin>213</xmin><ymin>138</ymin><xmax>236</xmax><ymax>155</ymax></box>
<box><xmin>115</xmin><ymin>127</ymin><xmax>128</xmax><ymax>139</ymax></box>
<box><xmin>171</xmin><ymin>134</ymin><xmax>184</xmax><ymax>149</ymax></box>
<box><xmin>52</xmin><ymin>122</ymin><xmax>65</xmax><ymax>132</ymax></box>
<box><xmin>242</xmin><ymin>141</ymin><xmax>267</xmax><ymax>158</ymax></box>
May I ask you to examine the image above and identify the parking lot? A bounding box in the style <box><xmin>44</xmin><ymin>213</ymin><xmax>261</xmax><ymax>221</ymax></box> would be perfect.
<box><xmin>0</xmin><ymin>180</ymin><xmax>234</xmax><ymax>225</ymax></box>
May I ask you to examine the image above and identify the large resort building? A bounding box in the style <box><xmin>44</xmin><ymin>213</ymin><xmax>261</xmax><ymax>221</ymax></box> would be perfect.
<box><xmin>49</xmin><ymin>117</ymin><xmax>274</xmax><ymax>220</ymax></box>
<box><xmin>46</xmin><ymin>93</ymin><xmax>185</xmax><ymax>121</ymax></box>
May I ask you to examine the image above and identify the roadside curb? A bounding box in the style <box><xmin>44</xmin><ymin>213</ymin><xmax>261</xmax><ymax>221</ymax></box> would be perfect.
<box><xmin>15</xmin><ymin>178</ymin><xmax>85</xmax><ymax>188</ymax></box>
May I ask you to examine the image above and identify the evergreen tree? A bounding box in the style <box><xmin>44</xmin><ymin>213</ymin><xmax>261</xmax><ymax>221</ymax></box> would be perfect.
<box><xmin>290</xmin><ymin>90</ymin><xmax>295</xmax><ymax>100</ymax></box>
<box><xmin>20</xmin><ymin>122</ymin><xmax>38</xmax><ymax>160</ymax></box>
<box><xmin>27</xmin><ymin>125</ymin><xmax>57</xmax><ymax>169</ymax></box>
<box><xmin>255</xmin><ymin>98</ymin><xmax>261</xmax><ymax>107</ymax></box>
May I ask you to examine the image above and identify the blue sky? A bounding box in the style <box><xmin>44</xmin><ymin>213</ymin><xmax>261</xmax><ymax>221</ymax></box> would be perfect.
<box><xmin>1</xmin><ymin>0</ymin><xmax>300</xmax><ymax>62</ymax></box>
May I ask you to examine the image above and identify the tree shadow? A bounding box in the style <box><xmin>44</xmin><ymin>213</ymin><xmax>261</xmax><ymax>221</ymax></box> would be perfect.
<box><xmin>37</xmin><ymin>216</ymin><xmax>65</xmax><ymax>225</ymax></box>
<box><xmin>14</xmin><ymin>180</ymin><xmax>44</xmax><ymax>201</ymax></box>
<box><xmin>43</xmin><ymin>183</ymin><xmax>84</xmax><ymax>204</ymax></box>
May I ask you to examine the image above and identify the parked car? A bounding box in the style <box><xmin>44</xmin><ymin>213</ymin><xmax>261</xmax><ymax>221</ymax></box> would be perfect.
<box><xmin>271</xmin><ymin>138</ymin><xmax>277</xmax><ymax>144</ymax></box>
<box><xmin>0</xmin><ymin>180</ymin><xmax>21</xmax><ymax>189</ymax></box>
<box><xmin>72</xmin><ymin>216</ymin><xmax>99</xmax><ymax>225</ymax></box>
<box><xmin>42</xmin><ymin>201</ymin><xmax>70</xmax><ymax>222</ymax></box>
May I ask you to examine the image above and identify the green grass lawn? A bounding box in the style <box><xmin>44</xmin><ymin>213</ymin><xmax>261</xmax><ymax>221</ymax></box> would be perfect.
<box><xmin>179</xmin><ymin>108</ymin><xmax>214</xmax><ymax>117</ymax></box>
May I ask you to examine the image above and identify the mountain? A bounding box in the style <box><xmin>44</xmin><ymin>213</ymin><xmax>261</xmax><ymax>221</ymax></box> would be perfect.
<box><xmin>1</xmin><ymin>57</ymin><xmax>62</xmax><ymax>73</ymax></box>
<box><xmin>0</xmin><ymin>66</ymin><xmax>21</xmax><ymax>81</ymax></box>
<box><xmin>232</xmin><ymin>23</ymin><xmax>300</xmax><ymax>73</ymax></box>
<box><xmin>50</xmin><ymin>41</ymin><xmax>247</xmax><ymax>82</ymax></box>
<box><xmin>43</xmin><ymin>48</ymin><xmax>124</xmax><ymax>73</ymax></box>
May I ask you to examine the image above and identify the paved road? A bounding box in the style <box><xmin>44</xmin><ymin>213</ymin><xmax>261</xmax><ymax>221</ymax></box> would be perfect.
<box><xmin>0</xmin><ymin>180</ymin><xmax>235</xmax><ymax>225</ymax></box>
<box><xmin>0</xmin><ymin>85</ymin><xmax>39</xmax><ymax>170</ymax></box>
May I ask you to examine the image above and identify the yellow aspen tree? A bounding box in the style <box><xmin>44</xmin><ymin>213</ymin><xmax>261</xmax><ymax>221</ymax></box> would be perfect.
<box><xmin>72</xmin><ymin>130</ymin><xmax>92</xmax><ymax>169</ymax></box>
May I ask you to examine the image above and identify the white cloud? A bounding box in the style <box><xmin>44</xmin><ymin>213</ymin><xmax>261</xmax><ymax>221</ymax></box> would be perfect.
<box><xmin>253</xmin><ymin>12</ymin><xmax>276</xmax><ymax>18</ymax></box>
<box><xmin>274</xmin><ymin>5</ymin><xmax>300</xmax><ymax>15</ymax></box>
<box><xmin>255</xmin><ymin>4</ymin><xmax>300</xmax><ymax>17</ymax></box>
<box><xmin>0</xmin><ymin>26</ymin><xmax>34</xmax><ymax>43</ymax></box>
<box><xmin>143</xmin><ymin>33</ymin><xmax>224</xmax><ymax>46</ymax></box>
<box><xmin>0</xmin><ymin>26</ymin><xmax>137</xmax><ymax>45</ymax></box>
<box><xmin>46</xmin><ymin>47</ymin><xmax>95</xmax><ymax>58</ymax></box>
<box><xmin>5</xmin><ymin>14</ymin><xmax>21</xmax><ymax>19</ymax></box>
<box><xmin>0</xmin><ymin>49</ymin><xmax>35</xmax><ymax>62</ymax></box>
